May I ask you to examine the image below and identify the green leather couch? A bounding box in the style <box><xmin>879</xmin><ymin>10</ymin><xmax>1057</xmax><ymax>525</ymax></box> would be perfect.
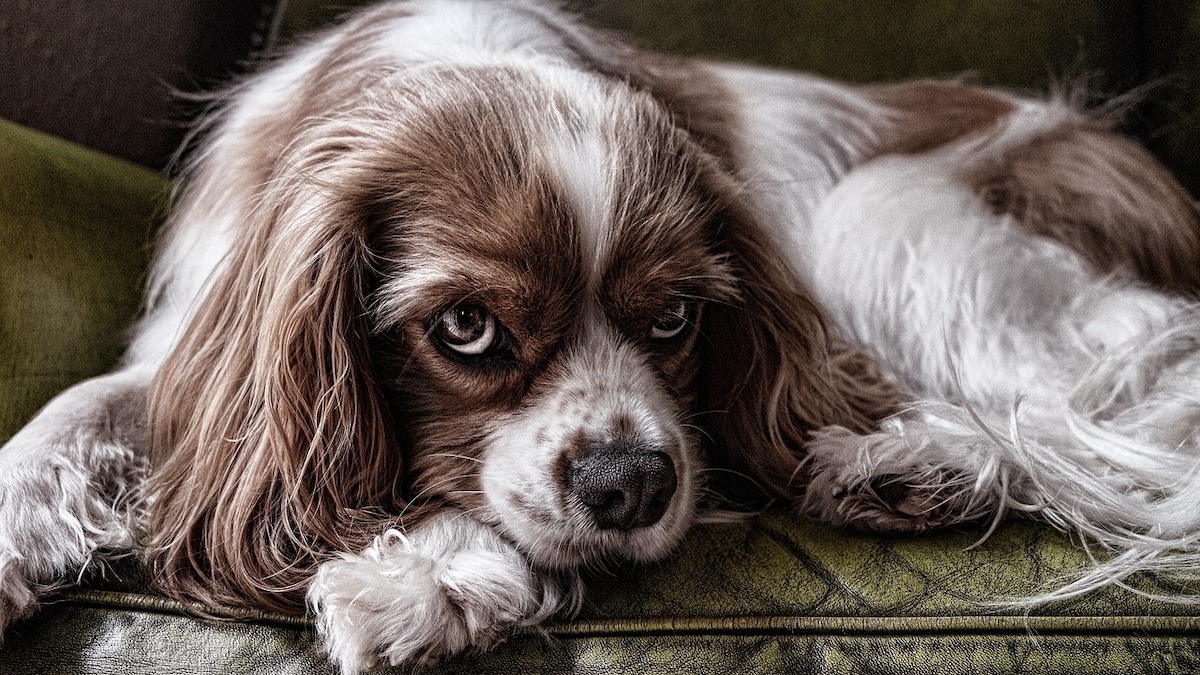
<box><xmin>2</xmin><ymin>1</ymin><xmax>1199</xmax><ymax>673</ymax></box>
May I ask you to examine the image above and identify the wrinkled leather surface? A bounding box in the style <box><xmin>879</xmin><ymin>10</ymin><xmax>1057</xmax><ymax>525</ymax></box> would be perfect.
<box><xmin>2</xmin><ymin>516</ymin><xmax>1199</xmax><ymax>673</ymax></box>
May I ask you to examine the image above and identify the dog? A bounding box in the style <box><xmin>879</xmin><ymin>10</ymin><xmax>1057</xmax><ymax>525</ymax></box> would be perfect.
<box><xmin>2</xmin><ymin>0</ymin><xmax>1199</xmax><ymax>671</ymax></box>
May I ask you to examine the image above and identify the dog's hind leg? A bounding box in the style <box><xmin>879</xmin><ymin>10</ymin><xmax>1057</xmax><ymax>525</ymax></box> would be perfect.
<box><xmin>797</xmin><ymin>112</ymin><xmax>1200</xmax><ymax>598</ymax></box>
<box><xmin>800</xmin><ymin>413</ymin><xmax>1025</xmax><ymax>535</ymax></box>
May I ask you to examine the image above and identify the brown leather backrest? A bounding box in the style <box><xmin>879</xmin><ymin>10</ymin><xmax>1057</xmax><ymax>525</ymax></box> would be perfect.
<box><xmin>0</xmin><ymin>0</ymin><xmax>283</xmax><ymax>170</ymax></box>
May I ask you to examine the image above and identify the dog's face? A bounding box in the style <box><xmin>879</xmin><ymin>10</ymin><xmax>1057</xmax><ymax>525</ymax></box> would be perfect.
<box><xmin>148</xmin><ymin>46</ymin><xmax>873</xmax><ymax>612</ymax></box>
<box><xmin>365</xmin><ymin>66</ymin><xmax>738</xmax><ymax>567</ymax></box>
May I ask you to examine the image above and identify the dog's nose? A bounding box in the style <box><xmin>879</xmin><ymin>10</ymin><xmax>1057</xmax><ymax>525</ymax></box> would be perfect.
<box><xmin>568</xmin><ymin>440</ymin><xmax>677</xmax><ymax>530</ymax></box>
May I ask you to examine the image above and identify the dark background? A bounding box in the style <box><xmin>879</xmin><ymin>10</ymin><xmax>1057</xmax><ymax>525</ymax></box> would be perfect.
<box><xmin>0</xmin><ymin>0</ymin><xmax>1195</xmax><ymax>194</ymax></box>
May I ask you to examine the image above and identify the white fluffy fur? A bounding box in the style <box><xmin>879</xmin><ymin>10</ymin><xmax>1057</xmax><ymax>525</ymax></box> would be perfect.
<box><xmin>0</xmin><ymin>368</ymin><xmax>149</xmax><ymax>622</ymax></box>
<box><xmin>308</xmin><ymin>512</ymin><xmax>581</xmax><ymax>672</ymax></box>
<box><xmin>797</xmin><ymin>111</ymin><xmax>1200</xmax><ymax>598</ymax></box>
<box><xmin>2</xmin><ymin>1</ymin><xmax>1200</xmax><ymax>672</ymax></box>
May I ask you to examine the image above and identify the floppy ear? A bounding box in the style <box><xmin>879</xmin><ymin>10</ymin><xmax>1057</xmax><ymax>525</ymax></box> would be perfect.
<box><xmin>146</xmin><ymin>137</ymin><xmax>403</xmax><ymax>614</ymax></box>
<box><xmin>697</xmin><ymin>204</ymin><xmax>901</xmax><ymax>503</ymax></box>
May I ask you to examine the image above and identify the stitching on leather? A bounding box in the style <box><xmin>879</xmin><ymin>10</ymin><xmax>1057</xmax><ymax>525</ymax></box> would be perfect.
<box><xmin>53</xmin><ymin>589</ymin><xmax>1200</xmax><ymax>636</ymax></box>
<box><xmin>544</xmin><ymin>615</ymin><xmax>1200</xmax><ymax>637</ymax></box>
<box><xmin>55</xmin><ymin>589</ymin><xmax>309</xmax><ymax>628</ymax></box>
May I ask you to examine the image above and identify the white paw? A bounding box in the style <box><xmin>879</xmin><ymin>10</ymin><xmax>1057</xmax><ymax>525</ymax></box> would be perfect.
<box><xmin>308</xmin><ymin>515</ymin><xmax>567</xmax><ymax>673</ymax></box>
<box><xmin>801</xmin><ymin>425</ymin><xmax>983</xmax><ymax>534</ymax></box>
<box><xmin>0</xmin><ymin>370</ymin><xmax>149</xmax><ymax>635</ymax></box>
<box><xmin>0</xmin><ymin>441</ymin><xmax>144</xmax><ymax>633</ymax></box>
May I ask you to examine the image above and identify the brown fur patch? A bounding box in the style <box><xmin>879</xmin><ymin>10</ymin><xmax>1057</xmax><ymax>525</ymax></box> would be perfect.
<box><xmin>865</xmin><ymin>81</ymin><xmax>1200</xmax><ymax>292</ymax></box>
<box><xmin>865</xmin><ymin>80</ymin><xmax>1017</xmax><ymax>155</ymax></box>
<box><xmin>967</xmin><ymin>120</ymin><xmax>1200</xmax><ymax>293</ymax></box>
<box><xmin>522</xmin><ymin>4</ymin><xmax>740</xmax><ymax>169</ymax></box>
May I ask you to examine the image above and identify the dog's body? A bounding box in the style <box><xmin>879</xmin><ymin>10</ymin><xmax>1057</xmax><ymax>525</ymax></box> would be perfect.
<box><xmin>3</xmin><ymin>0</ymin><xmax>1200</xmax><ymax>671</ymax></box>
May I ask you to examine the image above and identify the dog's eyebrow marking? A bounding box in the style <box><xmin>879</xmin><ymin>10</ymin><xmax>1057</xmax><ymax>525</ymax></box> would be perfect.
<box><xmin>374</xmin><ymin>264</ymin><xmax>460</xmax><ymax>328</ymax></box>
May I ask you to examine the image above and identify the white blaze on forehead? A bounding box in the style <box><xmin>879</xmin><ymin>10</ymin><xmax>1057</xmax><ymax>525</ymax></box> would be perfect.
<box><xmin>542</xmin><ymin>116</ymin><xmax>618</xmax><ymax>288</ymax></box>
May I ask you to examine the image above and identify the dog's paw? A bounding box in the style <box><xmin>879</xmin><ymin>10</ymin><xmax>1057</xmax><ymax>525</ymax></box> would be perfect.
<box><xmin>801</xmin><ymin>425</ymin><xmax>983</xmax><ymax>534</ymax></box>
<box><xmin>809</xmin><ymin>469</ymin><xmax>976</xmax><ymax>534</ymax></box>
<box><xmin>0</xmin><ymin>437</ymin><xmax>145</xmax><ymax>636</ymax></box>
<box><xmin>308</xmin><ymin>515</ymin><xmax>568</xmax><ymax>673</ymax></box>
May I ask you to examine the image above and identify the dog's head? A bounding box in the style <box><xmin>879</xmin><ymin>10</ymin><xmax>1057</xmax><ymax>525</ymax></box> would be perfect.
<box><xmin>363</xmin><ymin>65</ymin><xmax>740</xmax><ymax>568</ymax></box>
<box><xmin>146</xmin><ymin>4</ymin><xmax>889</xmax><ymax>613</ymax></box>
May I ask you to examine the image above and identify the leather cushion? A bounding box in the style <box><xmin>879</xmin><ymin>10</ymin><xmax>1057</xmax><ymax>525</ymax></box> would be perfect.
<box><xmin>3</xmin><ymin>516</ymin><xmax>1199</xmax><ymax>673</ymax></box>
<box><xmin>0</xmin><ymin>119</ymin><xmax>165</xmax><ymax>443</ymax></box>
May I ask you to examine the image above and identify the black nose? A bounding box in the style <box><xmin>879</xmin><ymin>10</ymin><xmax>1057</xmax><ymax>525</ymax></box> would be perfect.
<box><xmin>568</xmin><ymin>440</ymin><xmax>677</xmax><ymax>530</ymax></box>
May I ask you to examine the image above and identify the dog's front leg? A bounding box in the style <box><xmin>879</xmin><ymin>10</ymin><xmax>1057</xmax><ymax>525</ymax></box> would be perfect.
<box><xmin>0</xmin><ymin>366</ymin><xmax>150</xmax><ymax>633</ymax></box>
<box><xmin>800</xmin><ymin>415</ymin><xmax>1016</xmax><ymax>535</ymax></box>
<box><xmin>308</xmin><ymin>511</ymin><xmax>578</xmax><ymax>674</ymax></box>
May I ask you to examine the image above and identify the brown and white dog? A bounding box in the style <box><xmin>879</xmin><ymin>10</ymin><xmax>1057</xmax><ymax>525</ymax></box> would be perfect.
<box><xmin>2</xmin><ymin>0</ymin><xmax>1199</xmax><ymax>671</ymax></box>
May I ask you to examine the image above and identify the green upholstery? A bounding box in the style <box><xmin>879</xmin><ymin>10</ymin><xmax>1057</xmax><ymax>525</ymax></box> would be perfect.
<box><xmin>0</xmin><ymin>119</ymin><xmax>166</xmax><ymax>442</ymax></box>
<box><xmin>3</xmin><ymin>1</ymin><xmax>1200</xmax><ymax>673</ymax></box>
<box><xmin>2</xmin><ymin>513</ymin><xmax>1199</xmax><ymax>673</ymax></box>
<box><xmin>573</xmin><ymin>0</ymin><xmax>1142</xmax><ymax>89</ymax></box>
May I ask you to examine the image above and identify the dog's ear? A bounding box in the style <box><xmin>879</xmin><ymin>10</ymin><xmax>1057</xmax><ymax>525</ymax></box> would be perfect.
<box><xmin>696</xmin><ymin>202</ymin><xmax>901</xmax><ymax>503</ymax></box>
<box><xmin>145</xmin><ymin>125</ymin><xmax>403</xmax><ymax>613</ymax></box>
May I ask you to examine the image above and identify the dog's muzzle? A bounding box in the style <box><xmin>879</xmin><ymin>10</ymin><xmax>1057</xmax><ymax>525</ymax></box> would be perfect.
<box><xmin>567</xmin><ymin>439</ymin><xmax>678</xmax><ymax>530</ymax></box>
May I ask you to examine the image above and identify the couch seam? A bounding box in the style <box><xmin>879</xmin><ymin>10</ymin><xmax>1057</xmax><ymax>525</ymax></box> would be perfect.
<box><xmin>53</xmin><ymin>589</ymin><xmax>1200</xmax><ymax>637</ymax></box>
<box><xmin>543</xmin><ymin>615</ymin><xmax>1200</xmax><ymax>637</ymax></box>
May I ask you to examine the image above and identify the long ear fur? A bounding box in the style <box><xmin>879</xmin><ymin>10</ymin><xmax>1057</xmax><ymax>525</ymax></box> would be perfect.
<box><xmin>697</xmin><ymin>202</ymin><xmax>902</xmax><ymax>503</ymax></box>
<box><xmin>146</xmin><ymin>126</ymin><xmax>403</xmax><ymax>615</ymax></box>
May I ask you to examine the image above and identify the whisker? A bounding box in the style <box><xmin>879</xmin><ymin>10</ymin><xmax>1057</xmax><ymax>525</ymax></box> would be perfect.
<box><xmin>425</xmin><ymin>452</ymin><xmax>486</xmax><ymax>465</ymax></box>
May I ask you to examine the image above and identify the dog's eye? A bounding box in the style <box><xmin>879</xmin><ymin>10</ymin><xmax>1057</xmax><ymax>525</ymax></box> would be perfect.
<box><xmin>434</xmin><ymin>305</ymin><xmax>499</xmax><ymax>355</ymax></box>
<box><xmin>650</xmin><ymin>299</ymin><xmax>695</xmax><ymax>340</ymax></box>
